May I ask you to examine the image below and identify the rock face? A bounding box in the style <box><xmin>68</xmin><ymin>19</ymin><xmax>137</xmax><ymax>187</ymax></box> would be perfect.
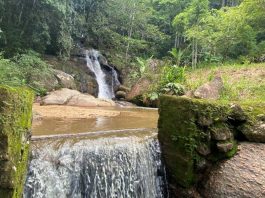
<box><xmin>240</xmin><ymin>105</ymin><xmax>265</xmax><ymax>143</ymax></box>
<box><xmin>194</xmin><ymin>76</ymin><xmax>224</xmax><ymax>99</ymax></box>
<box><xmin>67</xmin><ymin>94</ymin><xmax>115</xmax><ymax>107</ymax></box>
<box><xmin>41</xmin><ymin>88</ymin><xmax>80</xmax><ymax>105</ymax></box>
<box><xmin>126</xmin><ymin>77</ymin><xmax>153</xmax><ymax>106</ymax></box>
<box><xmin>243</xmin><ymin>120</ymin><xmax>265</xmax><ymax>143</ymax></box>
<box><xmin>115</xmin><ymin>85</ymin><xmax>130</xmax><ymax>100</ymax></box>
<box><xmin>202</xmin><ymin>143</ymin><xmax>265</xmax><ymax>198</ymax></box>
<box><xmin>116</xmin><ymin>91</ymin><xmax>127</xmax><ymax>99</ymax></box>
<box><xmin>158</xmin><ymin>96</ymin><xmax>237</xmax><ymax>188</ymax></box>
<box><xmin>158</xmin><ymin>95</ymin><xmax>265</xmax><ymax>197</ymax></box>
<box><xmin>41</xmin><ymin>88</ymin><xmax>115</xmax><ymax>107</ymax></box>
<box><xmin>0</xmin><ymin>86</ymin><xmax>34</xmax><ymax>198</ymax></box>
<box><xmin>53</xmin><ymin>69</ymin><xmax>76</xmax><ymax>89</ymax></box>
<box><xmin>126</xmin><ymin>77</ymin><xmax>151</xmax><ymax>101</ymax></box>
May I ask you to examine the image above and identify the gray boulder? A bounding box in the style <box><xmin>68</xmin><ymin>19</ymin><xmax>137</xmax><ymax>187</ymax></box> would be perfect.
<box><xmin>53</xmin><ymin>69</ymin><xmax>76</xmax><ymax>89</ymax></box>
<box><xmin>41</xmin><ymin>88</ymin><xmax>115</xmax><ymax>107</ymax></box>
<box><xmin>194</xmin><ymin>76</ymin><xmax>224</xmax><ymax>99</ymax></box>
<box><xmin>202</xmin><ymin>143</ymin><xmax>265</xmax><ymax>198</ymax></box>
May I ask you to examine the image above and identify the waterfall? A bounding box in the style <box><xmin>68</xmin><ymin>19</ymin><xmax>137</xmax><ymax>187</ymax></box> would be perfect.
<box><xmin>85</xmin><ymin>49</ymin><xmax>119</xmax><ymax>99</ymax></box>
<box><xmin>24</xmin><ymin>133</ymin><xmax>167</xmax><ymax>198</ymax></box>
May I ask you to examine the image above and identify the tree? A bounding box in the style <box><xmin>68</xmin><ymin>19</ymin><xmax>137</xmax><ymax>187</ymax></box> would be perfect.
<box><xmin>173</xmin><ymin>0</ymin><xmax>210</xmax><ymax>68</ymax></box>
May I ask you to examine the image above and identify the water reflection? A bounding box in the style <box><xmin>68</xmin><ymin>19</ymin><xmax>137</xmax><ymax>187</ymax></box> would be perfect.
<box><xmin>32</xmin><ymin>107</ymin><xmax>158</xmax><ymax>136</ymax></box>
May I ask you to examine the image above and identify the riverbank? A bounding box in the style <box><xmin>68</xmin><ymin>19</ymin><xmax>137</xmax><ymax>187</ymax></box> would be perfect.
<box><xmin>184</xmin><ymin>63</ymin><xmax>265</xmax><ymax>102</ymax></box>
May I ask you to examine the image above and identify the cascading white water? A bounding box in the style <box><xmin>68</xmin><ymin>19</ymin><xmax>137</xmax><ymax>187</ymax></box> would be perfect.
<box><xmin>111</xmin><ymin>67</ymin><xmax>120</xmax><ymax>98</ymax></box>
<box><xmin>23</xmin><ymin>133</ymin><xmax>167</xmax><ymax>198</ymax></box>
<box><xmin>86</xmin><ymin>49</ymin><xmax>118</xmax><ymax>99</ymax></box>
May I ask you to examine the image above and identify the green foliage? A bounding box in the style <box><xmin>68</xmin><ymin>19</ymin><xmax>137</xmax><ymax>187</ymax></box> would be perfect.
<box><xmin>143</xmin><ymin>64</ymin><xmax>186</xmax><ymax>103</ymax></box>
<box><xmin>0</xmin><ymin>51</ymin><xmax>53</xmax><ymax>95</ymax></box>
<box><xmin>160</xmin><ymin>65</ymin><xmax>186</xmax><ymax>86</ymax></box>
<box><xmin>161</xmin><ymin>83</ymin><xmax>185</xmax><ymax>96</ymax></box>
<box><xmin>168</xmin><ymin>48</ymin><xmax>185</xmax><ymax>66</ymax></box>
<box><xmin>135</xmin><ymin>56</ymin><xmax>153</xmax><ymax>77</ymax></box>
<box><xmin>0</xmin><ymin>0</ymin><xmax>264</xmax><ymax>82</ymax></box>
<box><xmin>171</xmin><ymin>0</ymin><xmax>265</xmax><ymax>65</ymax></box>
<box><xmin>147</xmin><ymin>92</ymin><xmax>160</xmax><ymax>101</ymax></box>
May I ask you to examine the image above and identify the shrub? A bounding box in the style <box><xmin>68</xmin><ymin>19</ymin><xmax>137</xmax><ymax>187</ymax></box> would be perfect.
<box><xmin>160</xmin><ymin>65</ymin><xmax>186</xmax><ymax>86</ymax></box>
<box><xmin>0</xmin><ymin>51</ymin><xmax>54</xmax><ymax>95</ymax></box>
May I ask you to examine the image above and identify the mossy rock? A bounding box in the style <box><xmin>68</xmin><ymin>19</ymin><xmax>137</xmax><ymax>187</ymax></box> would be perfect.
<box><xmin>0</xmin><ymin>85</ymin><xmax>34</xmax><ymax>198</ymax></box>
<box><xmin>158</xmin><ymin>96</ymin><xmax>235</xmax><ymax>188</ymax></box>
<box><xmin>240</xmin><ymin>103</ymin><xmax>265</xmax><ymax>143</ymax></box>
<box><xmin>158</xmin><ymin>95</ymin><xmax>265</xmax><ymax>191</ymax></box>
<box><xmin>158</xmin><ymin>95</ymin><xmax>265</xmax><ymax>196</ymax></box>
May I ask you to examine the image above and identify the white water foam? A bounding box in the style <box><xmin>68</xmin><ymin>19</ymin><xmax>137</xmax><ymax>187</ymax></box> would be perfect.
<box><xmin>86</xmin><ymin>49</ymin><xmax>117</xmax><ymax>99</ymax></box>
<box><xmin>24</xmin><ymin>135</ymin><xmax>167</xmax><ymax>198</ymax></box>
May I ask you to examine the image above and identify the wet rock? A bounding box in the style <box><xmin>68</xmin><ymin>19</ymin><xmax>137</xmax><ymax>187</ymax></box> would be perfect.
<box><xmin>202</xmin><ymin>143</ymin><xmax>265</xmax><ymax>198</ymax></box>
<box><xmin>118</xmin><ymin>85</ymin><xmax>130</xmax><ymax>93</ymax></box>
<box><xmin>53</xmin><ymin>69</ymin><xmax>76</xmax><ymax>89</ymax></box>
<box><xmin>86</xmin><ymin>81</ymin><xmax>98</xmax><ymax>96</ymax></box>
<box><xmin>116</xmin><ymin>91</ymin><xmax>126</xmax><ymax>99</ymax></box>
<box><xmin>216</xmin><ymin>142</ymin><xmax>234</xmax><ymax>152</ymax></box>
<box><xmin>194</xmin><ymin>76</ymin><xmax>224</xmax><ymax>99</ymax></box>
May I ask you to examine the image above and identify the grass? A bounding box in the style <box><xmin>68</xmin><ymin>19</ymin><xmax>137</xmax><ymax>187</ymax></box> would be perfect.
<box><xmin>184</xmin><ymin>63</ymin><xmax>265</xmax><ymax>102</ymax></box>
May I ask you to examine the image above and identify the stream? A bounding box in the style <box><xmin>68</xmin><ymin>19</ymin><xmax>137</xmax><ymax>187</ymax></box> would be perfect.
<box><xmin>23</xmin><ymin>107</ymin><xmax>167</xmax><ymax>198</ymax></box>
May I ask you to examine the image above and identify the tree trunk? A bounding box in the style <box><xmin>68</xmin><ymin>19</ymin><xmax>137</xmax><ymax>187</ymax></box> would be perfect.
<box><xmin>195</xmin><ymin>39</ymin><xmax>198</xmax><ymax>68</ymax></box>
<box><xmin>222</xmin><ymin>0</ymin><xmax>226</xmax><ymax>7</ymax></box>
<box><xmin>125</xmin><ymin>2</ymin><xmax>136</xmax><ymax>63</ymax></box>
<box><xmin>192</xmin><ymin>38</ymin><xmax>195</xmax><ymax>69</ymax></box>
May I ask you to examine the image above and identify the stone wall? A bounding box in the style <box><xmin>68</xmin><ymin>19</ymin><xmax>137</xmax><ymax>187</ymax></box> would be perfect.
<box><xmin>158</xmin><ymin>95</ymin><xmax>265</xmax><ymax>197</ymax></box>
<box><xmin>0</xmin><ymin>86</ymin><xmax>33</xmax><ymax>198</ymax></box>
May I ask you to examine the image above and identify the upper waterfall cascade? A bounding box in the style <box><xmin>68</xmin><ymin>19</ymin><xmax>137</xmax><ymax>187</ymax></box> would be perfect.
<box><xmin>23</xmin><ymin>134</ymin><xmax>167</xmax><ymax>198</ymax></box>
<box><xmin>86</xmin><ymin>49</ymin><xmax>120</xmax><ymax>99</ymax></box>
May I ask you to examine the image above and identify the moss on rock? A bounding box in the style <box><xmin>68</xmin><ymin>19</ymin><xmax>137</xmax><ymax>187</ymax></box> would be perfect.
<box><xmin>158</xmin><ymin>95</ymin><xmax>264</xmax><ymax>191</ymax></box>
<box><xmin>0</xmin><ymin>85</ymin><xmax>33</xmax><ymax>198</ymax></box>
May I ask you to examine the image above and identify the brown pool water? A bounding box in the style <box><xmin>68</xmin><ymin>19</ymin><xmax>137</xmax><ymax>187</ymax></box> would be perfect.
<box><xmin>32</xmin><ymin>107</ymin><xmax>159</xmax><ymax>136</ymax></box>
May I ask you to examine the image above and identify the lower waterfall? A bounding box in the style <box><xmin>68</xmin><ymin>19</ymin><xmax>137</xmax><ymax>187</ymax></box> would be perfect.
<box><xmin>23</xmin><ymin>131</ymin><xmax>167</xmax><ymax>198</ymax></box>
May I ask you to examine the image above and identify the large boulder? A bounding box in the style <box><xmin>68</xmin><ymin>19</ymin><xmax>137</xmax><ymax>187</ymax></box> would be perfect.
<box><xmin>41</xmin><ymin>88</ymin><xmax>80</xmax><ymax>105</ymax></box>
<box><xmin>202</xmin><ymin>143</ymin><xmax>265</xmax><ymax>198</ymax></box>
<box><xmin>126</xmin><ymin>77</ymin><xmax>152</xmax><ymax>106</ymax></box>
<box><xmin>242</xmin><ymin>119</ymin><xmax>265</xmax><ymax>143</ymax></box>
<box><xmin>194</xmin><ymin>76</ymin><xmax>224</xmax><ymax>99</ymax></box>
<box><xmin>67</xmin><ymin>94</ymin><xmax>115</xmax><ymax>107</ymax></box>
<box><xmin>118</xmin><ymin>85</ymin><xmax>130</xmax><ymax>93</ymax></box>
<box><xmin>53</xmin><ymin>69</ymin><xmax>76</xmax><ymax>89</ymax></box>
<box><xmin>126</xmin><ymin>78</ymin><xmax>152</xmax><ymax>101</ymax></box>
<box><xmin>41</xmin><ymin>88</ymin><xmax>115</xmax><ymax>107</ymax></box>
<box><xmin>116</xmin><ymin>91</ymin><xmax>127</xmax><ymax>99</ymax></box>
